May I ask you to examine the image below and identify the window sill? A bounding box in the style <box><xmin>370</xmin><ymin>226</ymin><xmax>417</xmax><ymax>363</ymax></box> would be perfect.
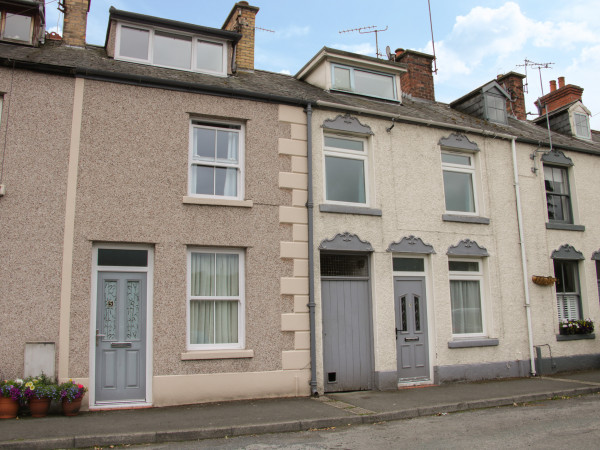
<box><xmin>556</xmin><ymin>333</ymin><xmax>595</xmax><ymax>342</ymax></box>
<box><xmin>183</xmin><ymin>196</ymin><xmax>253</xmax><ymax>208</ymax></box>
<box><xmin>319</xmin><ymin>204</ymin><xmax>382</xmax><ymax>216</ymax></box>
<box><xmin>448</xmin><ymin>338</ymin><xmax>499</xmax><ymax>348</ymax></box>
<box><xmin>181</xmin><ymin>349</ymin><xmax>254</xmax><ymax>360</ymax></box>
<box><xmin>546</xmin><ymin>222</ymin><xmax>585</xmax><ymax>232</ymax></box>
<box><xmin>442</xmin><ymin>214</ymin><xmax>490</xmax><ymax>225</ymax></box>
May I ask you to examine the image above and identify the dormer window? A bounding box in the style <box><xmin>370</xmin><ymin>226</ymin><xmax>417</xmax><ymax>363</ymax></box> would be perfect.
<box><xmin>484</xmin><ymin>93</ymin><xmax>507</xmax><ymax>124</ymax></box>
<box><xmin>331</xmin><ymin>63</ymin><xmax>397</xmax><ymax>100</ymax></box>
<box><xmin>116</xmin><ymin>23</ymin><xmax>227</xmax><ymax>76</ymax></box>
<box><xmin>574</xmin><ymin>113</ymin><xmax>591</xmax><ymax>139</ymax></box>
<box><xmin>1</xmin><ymin>11</ymin><xmax>33</xmax><ymax>43</ymax></box>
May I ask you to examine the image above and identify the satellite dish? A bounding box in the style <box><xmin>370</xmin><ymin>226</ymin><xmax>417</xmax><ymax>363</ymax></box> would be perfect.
<box><xmin>386</xmin><ymin>45</ymin><xmax>393</xmax><ymax>61</ymax></box>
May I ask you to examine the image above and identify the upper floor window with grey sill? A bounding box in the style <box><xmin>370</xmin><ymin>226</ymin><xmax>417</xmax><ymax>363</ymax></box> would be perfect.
<box><xmin>574</xmin><ymin>113</ymin><xmax>591</xmax><ymax>139</ymax></box>
<box><xmin>323</xmin><ymin>134</ymin><xmax>368</xmax><ymax>205</ymax></box>
<box><xmin>442</xmin><ymin>152</ymin><xmax>478</xmax><ymax>215</ymax></box>
<box><xmin>116</xmin><ymin>22</ymin><xmax>227</xmax><ymax>75</ymax></box>
<box><xmin>544</xmin><ymin>165</ymin><xmax>573</xmax><ymax>224</ymax></box>
<box><xmin>331</xmin><ymin>64</ymin><xmax>397</xmax><ymax>100</ymax></box>
<box><xmin>0</xmin><ymin>10</ymin><xmax>32</xmax><ymax>44</ymax></box>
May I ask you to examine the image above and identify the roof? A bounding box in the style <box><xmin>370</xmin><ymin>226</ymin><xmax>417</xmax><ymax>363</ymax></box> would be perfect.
<box><xmin>0</xmin><ymin>40</ymin><xmax>598</xmax><ymax>156</ymax></box>
<box><xmin>450</xmin><ymin>80</ymin><xmax>510</xmax><ymax>107</ymax></box>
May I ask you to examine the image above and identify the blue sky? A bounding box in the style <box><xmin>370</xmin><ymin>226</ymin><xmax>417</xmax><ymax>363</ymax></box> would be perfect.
<box><xmin>46</xmin><ymin>0</ymin><xmax>600</xmax><ymax>129</ymax></box>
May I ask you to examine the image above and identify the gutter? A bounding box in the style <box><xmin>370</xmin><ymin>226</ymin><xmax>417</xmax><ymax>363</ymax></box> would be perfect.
<box><xmin>511</xmin><ymin>138</ymin><xmax>537</xmax><ymax>377</ymax></box>
<box><xmin>305</xmin><ymin>103</ymin><xmax>318</xmax><ymax>396</ymax></box>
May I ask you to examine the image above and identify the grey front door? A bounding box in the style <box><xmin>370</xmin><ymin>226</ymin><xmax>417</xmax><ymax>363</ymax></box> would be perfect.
<box><xmin>321</xmin><ymin>253</ymin><xmax>373</xmax><ymax>392</ymax></box>
<box><xmin>394</xmin><ymin>277</ymin><xmax>429</xmax><ymax>381</ymax></box>
<box><xmin>96</xmin><ymin>272</ymin><xmax>147</xmax><ymax>403</ymax></box>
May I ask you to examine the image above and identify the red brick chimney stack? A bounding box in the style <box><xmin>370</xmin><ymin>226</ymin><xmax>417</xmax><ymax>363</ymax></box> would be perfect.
<box><xmin>550</xmin><ymin>80</ymin><xmax>557</xmax><ymax>92</ymax></box>
<box><xmin>62</xmin><ymin>0</ymin><xmax>90</xmax><ymax>47</ymax></box>
<box><xmin>394</xmin><ymin>48</ymin><xmax>435</xmax><ymax>101</ymax></box>
<box><xmin>536</xmin><ymin>76</ymin><xmax>584</xmax><ymax>115</ymax></box>
<box><xmin>222</xmin><ymin>1</ymin><xmax>259</xmax><ymax>71</ymax></box>
<box><xmin>496</xmin><ymin>72</ymin><xmax>527</xmax><ymax>120</ymax></box>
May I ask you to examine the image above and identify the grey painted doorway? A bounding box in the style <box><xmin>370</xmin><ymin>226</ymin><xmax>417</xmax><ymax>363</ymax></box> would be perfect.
<box><xmin>321</xmin><ymin>253</ymin><xmax>373</xmax><ymax>392</ymax></box>
<box><xmin>394</xmin><ymin>277</ymin><xmax>429</xmax><ymax>381</ymax></box>
<box><xmin>95</xmin><ymin>272</ymin><xmax>147</xmax><ymax>403</ymax></box>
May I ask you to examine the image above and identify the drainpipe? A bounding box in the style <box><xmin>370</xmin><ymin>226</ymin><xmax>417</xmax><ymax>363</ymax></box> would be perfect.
<box><xmin>306</xmin><ymin>103</ymin><xmax>318</xmax><ymax>396</ymax></box>
<box><xmin>511</xmin><ymin>138</ymin><xmax>537</xmax><ymax>376</ymax></box>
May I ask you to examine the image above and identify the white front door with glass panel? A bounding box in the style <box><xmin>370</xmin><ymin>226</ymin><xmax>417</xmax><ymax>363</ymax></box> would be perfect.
<box><xmin>95</xmin><ymin>272</ymin><xmax>147</xmax><ymax>403</ymax></box>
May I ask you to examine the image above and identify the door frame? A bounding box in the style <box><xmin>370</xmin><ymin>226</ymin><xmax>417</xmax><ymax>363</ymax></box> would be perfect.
<box><xmin>391</xmin><ymin>254</ymin><xmax>435</xmax><ymax>386</ymax></box>
<box><xmin>89</xmin><ymin>243</ymin><xmax>154</xmax><ymax>409</ymax></box>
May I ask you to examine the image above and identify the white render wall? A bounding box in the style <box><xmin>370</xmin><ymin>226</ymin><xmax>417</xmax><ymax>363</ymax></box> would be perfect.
<box><xmin>310</xmin><ymin>108</ymin><xmax>600</xmax><ymax>390</ymax></box>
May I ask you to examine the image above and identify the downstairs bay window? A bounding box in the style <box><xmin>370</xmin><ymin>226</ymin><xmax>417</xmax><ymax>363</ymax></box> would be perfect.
<box><xmin>187</xmin><ymin>249</ymin><xmax>244</xmax><ymax>350</ymax></box>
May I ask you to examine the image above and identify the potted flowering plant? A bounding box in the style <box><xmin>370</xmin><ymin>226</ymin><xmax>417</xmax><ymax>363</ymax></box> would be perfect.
<box><xmin>0</xmin><ymin>379</ymin><xmax>23</xmax><ymax>419</ymax></box>
<box><xmin>559</xmin><ymin>318</ymin><xmax>594</xmax><ymax>335</ymax></box>
<box><xmin>58</xmin><ymin>380</ymin><xmax>87</xmax><ymax>416</ymax></box>
<box><xmin>22</xmin><ymin>373</ymin><xmax>58</xmax><ymax>418</ymax></box>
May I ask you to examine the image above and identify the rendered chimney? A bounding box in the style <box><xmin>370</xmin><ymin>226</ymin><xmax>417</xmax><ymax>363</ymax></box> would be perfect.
<box><xmin>394</xmin><ymin>49</ymin><xmax>435</xmax><ymax>101</ymax></box>
<box><xmin>222</xmin><ymin>1</ymin><xmax>259</xmax><ymax>71</ymax></box>
<box><xmin>550</xmin><ymin>80</ymin><xmax>557</xmax><ymax>92</ymax></box>
<box><xmin>536</xmin><ymin>76</ymin><xmax>584</xmax><ymax>116</ymax></box>
<box><xmin>497</xmin><ymin>72</ymin><xmax>527</xmax><ymax>120</ymax></box>
<box><xmin>62</xmin><ymin>0</ymin><xmax>90</xmax><ymax>47</ymax></box>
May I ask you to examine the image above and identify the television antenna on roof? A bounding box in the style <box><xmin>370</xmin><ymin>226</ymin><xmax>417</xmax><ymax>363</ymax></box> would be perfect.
<box><xmin>339</xmin><ymin>25</ymin><xmax>388</xmax><ymax>58</ymax></box>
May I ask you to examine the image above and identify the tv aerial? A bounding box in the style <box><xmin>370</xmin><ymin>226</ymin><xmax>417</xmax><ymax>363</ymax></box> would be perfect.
<box><xmin>339</xmin><ymin>25</ymin><xmax>388</xmax><ymax>58</ymax></box>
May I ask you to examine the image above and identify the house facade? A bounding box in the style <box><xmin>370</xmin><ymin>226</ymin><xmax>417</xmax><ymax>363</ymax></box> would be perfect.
<box><xmin>0</xmin><ymin>0</ymin><xmax>599</xmax><ymax>408</ymax></box>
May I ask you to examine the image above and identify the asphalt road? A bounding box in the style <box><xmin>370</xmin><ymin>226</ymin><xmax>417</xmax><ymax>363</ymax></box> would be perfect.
<box><xmin>126</xmin><ymin>392</ymin><xmax>600</xmax><ymax>449</ymax></box>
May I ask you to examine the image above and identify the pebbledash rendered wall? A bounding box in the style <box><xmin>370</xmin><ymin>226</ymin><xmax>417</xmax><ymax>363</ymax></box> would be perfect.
<box><xmin>0</xmin><ymin>68</ymin><xmax>310</xmax><ymax>407</ymax></box>
<box><xmin>309</xmin><ymin>108</ymin><xmax>600</xmax><ymax>391</ymax></box>
<box><xmin>0</xmin><ymin>68</ymin><xmax>74</xmax><ymax>379</ymax></box>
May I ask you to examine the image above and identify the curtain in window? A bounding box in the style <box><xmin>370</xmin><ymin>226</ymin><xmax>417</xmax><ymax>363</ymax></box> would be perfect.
<box><xmin>450</xmin><ymin>280</ymin><xmax>482</xmax><ymax>334</ymax></box>
<box><xmin>190</xmin><ymin>253</ymin><xmax>238</xmax><ymax>344</ymax></box>
<box><xmin>557</xmin><ymin>294</ymin><xmax>580</xmax><ymax>321</ymax></box>
<box><xmin>223</xmin><ymin>131</ymin><xmax>238</xmax><ymax>197</ymax></box>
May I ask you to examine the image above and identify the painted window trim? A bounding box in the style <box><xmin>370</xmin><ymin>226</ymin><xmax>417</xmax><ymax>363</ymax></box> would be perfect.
<box><xmin>441</xmin><ymin>150</ymin><xmax>480</xmax><ymax>216</ymax></box>
<box><xmin>323</xmin><ymin>133</ymin><xmax>370</xmax><ymax>207</ymax></box>
<box><xmin>188</xmin><ymin>119</ymin><xmax>245</xmax><ymax>201</ymax></box>
<box><xmin>448</xmin><ymin>338</ymin><xmax>499</xmax><ymax>348</ymax></box>
<box><xmin>448</xmin><ymin>258</ymin><xmax>487</xmax><ymax>339</ymax></box>
<box><xmin>543</xmin><ymin>164</ymin><xmax>575</xmax><ymax>226</ymax></box>
<box><xmin>0</xmin><ymin>10</ymin><xmax>34</xmax><ymax>44</ymax></box>
<box><xmin>330</xmin><ymin>63</ymin><xmax>398</xmax><ymax>100</ymax></box>
<box><xmin>180</xmin><ymin>349</ymin><xmax>254</xmax><ymax>360</ymax></box>
<box><xmin>573</xmin><ymin>112</ymin><xmax>591</xmax><ymax>140</ymax></box>
<box><xmin>115</xmin><ymin>21</ymin><xmax>228</xmax><ymax>76</ymax></box>
<box><xmin>553</xmin><ymin>258</ymin><xmax>582</xmax><ymax>323</ymax></box>
<box><xmin>186</xmin><ymin>247</ymin><xmax>245</xmax><ymax>351</ymax></box>
<box><xmin>483</xmin><ymin>92</ymin><xmax>507</xmax><ymax>124</ymax></box>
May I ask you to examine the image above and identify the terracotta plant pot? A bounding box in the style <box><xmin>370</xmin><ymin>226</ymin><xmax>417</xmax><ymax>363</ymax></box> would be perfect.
<box><xmin>0</xmin><ymin>397</ymin><xmax>19</xmax><ymax>419</ymax></box>
<box><xmin>29</xmin><ymin>397</ymin><xmax>52</xmax><ymax>418</ymax></box>
<box><xmin>62</xmin><ymin>397</ymin><xmax>83</xmax><ymax>416</ymax></box>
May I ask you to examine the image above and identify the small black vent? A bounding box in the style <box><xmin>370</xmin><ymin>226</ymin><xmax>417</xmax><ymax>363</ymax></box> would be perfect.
<box><xmin>320</xmin><ymin>254</ymin><xmax>368</xmax><ymax>277</ymax></box>
<box><xmin>327</xmin><ymin>372</ymin><xmax>337</xmax><ymax>383</ymax></box>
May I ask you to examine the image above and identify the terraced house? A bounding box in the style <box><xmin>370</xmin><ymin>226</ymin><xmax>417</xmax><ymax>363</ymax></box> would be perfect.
<box><xmin>0</xmin><ymin>0</ymin><xmax>598</xmax><ymax>409</ymax></box>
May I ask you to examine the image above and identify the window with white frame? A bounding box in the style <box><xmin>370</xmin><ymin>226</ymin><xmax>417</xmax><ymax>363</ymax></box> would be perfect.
<box><xmin>1</xmin><ymin>10</ymin><xmax>33</xmax><ymax>43</ymax></box>
<box><xmin>574</xmin><ymin>113</ymin><xmax>591</xmax><ymax>139</ymax></box>
<box><xmin>449</xmin><ymin>259</ymin><xmax>485</xmax><ymax>336</ymax></box>
<box><xmin>187</xmin><ymin>249</ymin><xmax>244</xmax><ymax>349</ymax></box>
<box><xmin>323</xmin><ymin>134</ymin><xmax>368</xmax><ymax>205</ymax></box>
<box><xmin>543</xmin><ymin>165</ymin><xmax>573</xmax><ymax>224</ymax></box>
<box><xmin>553</xmin><ymin>259</ymin><xmax>581</xmax><ymax>322</ymax></box>
<box><xmin>116</xmin><ymin>23</ymin><xmax>227</xmax><ymax>75</ymax></box>
<box><xmin>189</xmin><ymin>120</ymin><xmax>243</xmax><ymax>199</ymax></box>
<box><xmin>331</xmin><ymin>64</ymin><xmax>396</xmax><ymax>100</ymax></box>
<box><xmin>442</xmin><ymin>152</ymin><xmax>477</xmax><ymax>214</ymax></box>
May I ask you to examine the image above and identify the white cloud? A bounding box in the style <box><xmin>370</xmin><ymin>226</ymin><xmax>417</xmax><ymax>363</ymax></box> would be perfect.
<box><xmin>279</xmin><ymin>69</ymin><xmax>291</xmax><ymax>75</ymax></box>
<box><xmin>277</xmin><ymin>25</ymin><xmax>310</xmax><ymax>39</ymax></box>
<box><xmin>332</xmin><ymin>43</ymin><xmax>376</xmax><ymax>57</ymax></box>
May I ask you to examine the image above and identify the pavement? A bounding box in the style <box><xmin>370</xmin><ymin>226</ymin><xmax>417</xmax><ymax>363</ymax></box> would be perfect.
<box><xmin>2</xmin><ymin>370</ymin><xmax>600</xmax><ymax>449</ymax></box>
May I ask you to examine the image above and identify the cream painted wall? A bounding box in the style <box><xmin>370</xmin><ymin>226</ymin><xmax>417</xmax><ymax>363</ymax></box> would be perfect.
<box><xmin>310</xmin><ymin>108</ymin><xmax>600</xmax><ymax>390</ymax></box>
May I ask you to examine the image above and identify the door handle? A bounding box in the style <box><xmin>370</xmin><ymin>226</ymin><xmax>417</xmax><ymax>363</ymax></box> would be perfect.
<box><xmin>95</xmin><ymin>329</ymin><xmax>106</xmax><ymax>346</ymax></box>
<box><xmin>404</xmin><ymin>337</ymin><xmax>419</xmax><ymax>342</ymax></box>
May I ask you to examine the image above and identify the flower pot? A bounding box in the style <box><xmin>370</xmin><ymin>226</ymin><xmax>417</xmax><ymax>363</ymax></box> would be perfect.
<box><xmin>0</xmin><ymin>397</ymin><xmax>19</xmax><ymax>419</ymax></box>
<box><xmin>29</xmin><ymin>397</ymin><xmax>52</xmax><ymax>418</ymax></box>
<box><xmin>62</xmin><ymin>397</ymin><xmax>83</xmax><ymax>416</ymax></box>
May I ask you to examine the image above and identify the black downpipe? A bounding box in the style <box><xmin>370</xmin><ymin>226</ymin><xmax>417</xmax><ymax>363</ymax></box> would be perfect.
<box><xmin>306</xmin><ymin>103</ymin><xmax>318</xmax><ymax>396</ymax></box>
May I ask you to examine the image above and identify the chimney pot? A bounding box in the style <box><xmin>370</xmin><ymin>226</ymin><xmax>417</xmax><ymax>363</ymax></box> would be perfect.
<box><xmin>558</xmin><ymin>76</ymin><xmax>565</xmax><ymax>88</ymax></box>
<box><xmin>550</xmin><ymin>80</ymin><xmax>557</xmax><ymax>92</ymax></box>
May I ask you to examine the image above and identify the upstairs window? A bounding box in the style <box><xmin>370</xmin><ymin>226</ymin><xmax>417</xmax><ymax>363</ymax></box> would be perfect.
<box><xmin>1</xmin><ymin>11</ymin><xmax>32</xmax><ymax>43</ymax></box>
<box><xmin>323</xmin><ymin>135</ymin><xmax>368</xmax><ymax>205</ymax></box>
<box><xmin>442</xmin><ymin>152</ymin><xmax>477</xmax><ymax>214</ymax></box>
<box><xmin>116</xmin><ymin>23</ymin><xmax>227</xmax><ymax>75</ymax></box>
<box><xmin>332</xmin><ymin>64</ymin><xmax>396</xmax><ymax>100</ymax></box>
<box><xmin>543</xmin><ymin>165</ymin><xmax>572</xmax><ymax>224</ymax></box>
<box><xmin>574</xmin><ymin>113</ymin><xmax>591</xmax><ymax>139</ymax></box>
<box><xmin>485</xmin><ymin>93</ymin><xmax>507</xmax><ymax>124</ymax></box>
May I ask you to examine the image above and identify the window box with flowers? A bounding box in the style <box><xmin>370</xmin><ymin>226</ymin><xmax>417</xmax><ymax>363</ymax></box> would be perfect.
<box><xmin>557</xmin><ymin>318</ymin><xmax>595</xmax><ymax>341</ymax></box>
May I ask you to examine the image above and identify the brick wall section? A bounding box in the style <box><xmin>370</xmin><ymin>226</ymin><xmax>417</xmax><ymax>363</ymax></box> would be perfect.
<box><xmin>536</xmin><ymin>82</ymin><xmax>584</xmax><ymax>115</ymax></box>
<box><xmin>222</xmin><ymin>2</ymin><xmax>259</xmax><ymax>71</ymax></box>
<box><xmin>62</xmin><ymin>0</ymin><xmax>90</xmax><ymax>47</ymax></box>
<box><xmin>497</xmin><ymin>72</ymin><xmax>526</xmax><ymax>120</ymax></box>
<box><xmin>395</xmin><ymin>49</ymin><xmax>435</xmax><ymax>101</ymax></box>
